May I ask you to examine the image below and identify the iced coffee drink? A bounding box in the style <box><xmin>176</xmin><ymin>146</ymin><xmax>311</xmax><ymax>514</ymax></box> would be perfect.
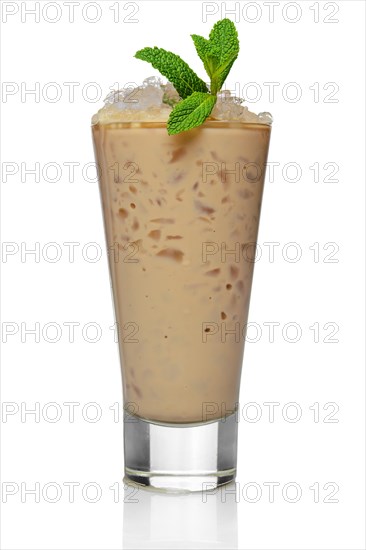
<box><xmin>92</xmin><ymin>18</ymin><xmax>272</xmax><ymax>491</ymax></box>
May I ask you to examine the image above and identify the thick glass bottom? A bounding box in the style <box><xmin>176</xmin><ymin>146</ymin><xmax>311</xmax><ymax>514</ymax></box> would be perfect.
<box><xmin>124</xmin><ymin>411</ymin><xmax>238</xmax><ymax>493</ymax></box>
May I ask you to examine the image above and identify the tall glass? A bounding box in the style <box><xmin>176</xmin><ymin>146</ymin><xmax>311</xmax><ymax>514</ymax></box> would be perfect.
<box><xmin>92</xmin><ymin>120</ymin><xmax>271</xmax><ymax>491</ymax></box>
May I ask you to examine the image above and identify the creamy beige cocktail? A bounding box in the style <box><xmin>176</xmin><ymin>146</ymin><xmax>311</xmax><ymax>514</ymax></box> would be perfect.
<box><xmin>92</xmin><ymin>119</ymin><xmax>271</xmax><ymax>423</ymax></box>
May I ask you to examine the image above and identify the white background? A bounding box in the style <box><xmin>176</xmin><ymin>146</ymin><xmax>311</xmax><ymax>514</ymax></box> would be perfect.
<box><xmin>1</xmin><ymin>1</ymin><xmax>365</xmax><ymax>549</ymax></box>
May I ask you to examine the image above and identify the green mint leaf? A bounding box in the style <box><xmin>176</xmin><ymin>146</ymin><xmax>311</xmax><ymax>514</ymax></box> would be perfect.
<box><xmin>209</xmin><ymin>19</ymin><xmax>239</xmax><ymax>93</ymax></box>
<box><xmin>208</xmin><ymin>18</ymin><xmax>239</xmax><ymax>68</ymax></box>
<box><xmin>134</xmin><ymin>47</ymin><xmax>208</xmax><ymax>99</ymax></box>
<box><xmin>191</xmin><ymin>34</ymin><xmax>217</xmax><ymax>81</ymax></box>
<box><xmin>192</xmin><ymin>19</ymin><xmax>239</xmax><ymax>94</ymax></box>
<box><xmin>191</xmin><ymin>34</ymin><xmax>210</xmax><ymax>66</ymax></box>
<box><xmin>167</xmin><ymin>92</ymin><xmax>217</xmax><ymax>135</ymax></box>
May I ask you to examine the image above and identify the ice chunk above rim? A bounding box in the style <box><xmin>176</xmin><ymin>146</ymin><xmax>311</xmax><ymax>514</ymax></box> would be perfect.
<box><xmin>92</xmin><ymin>79</ymin><xmax>272</xmax><ymax>125</ymax></box>
<box><xmin>210</xmin><ymin>90</ymin><xmax>272</xmax><ymax>124</ymax></box>
<box><xmin>93</xmin><ymin>77</ymin><xmax>175</xmax><ymax>124</ymax></box>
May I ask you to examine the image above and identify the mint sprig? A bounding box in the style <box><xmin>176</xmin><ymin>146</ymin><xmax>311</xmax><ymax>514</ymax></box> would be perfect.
<box><xmin>167</xmin><ymin>92</ymin><xmax>217</xmax><ymax>135</ymax></box>
<box><xmin>134</xmin><ymin>18</ymin><xmax>239</xmax><ymax>135</ymax></box>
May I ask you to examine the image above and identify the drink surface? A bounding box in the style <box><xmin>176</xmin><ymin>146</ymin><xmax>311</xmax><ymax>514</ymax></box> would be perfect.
<box><xmin>93</xmin><ymin>121</ymin><xmax>271</xmax><ymax>423</ymax></box>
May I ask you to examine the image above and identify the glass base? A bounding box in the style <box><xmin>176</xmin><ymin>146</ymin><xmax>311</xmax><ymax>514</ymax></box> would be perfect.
<box><xmin>124</xmin><ymin>411</ymin><xmax>238</xmax><ymax>493</ymax></box>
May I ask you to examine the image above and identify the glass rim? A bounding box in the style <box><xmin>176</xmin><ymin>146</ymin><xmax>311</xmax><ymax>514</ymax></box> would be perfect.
<box><xmin>92</xmin><ymin>120</ymin><xmax>272</xmax><ymax>130</ymax></box>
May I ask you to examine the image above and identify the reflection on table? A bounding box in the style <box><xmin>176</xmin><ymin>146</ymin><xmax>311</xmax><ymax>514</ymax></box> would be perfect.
<box><xmin>122</xmin><ymin>482</ymin><xmax>238</xmax><ymax>549</ymax></box>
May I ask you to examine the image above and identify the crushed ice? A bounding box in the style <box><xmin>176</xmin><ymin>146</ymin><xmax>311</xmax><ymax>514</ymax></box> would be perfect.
<box><xmin>93</xmin><ymin>77</ymin><xmax>273</xmax><ymax>125</ymax></box>
<box><xmin>104</xmin><ymin>77</ymin><xmax>164</xmax><ymax>110</ymax></box>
